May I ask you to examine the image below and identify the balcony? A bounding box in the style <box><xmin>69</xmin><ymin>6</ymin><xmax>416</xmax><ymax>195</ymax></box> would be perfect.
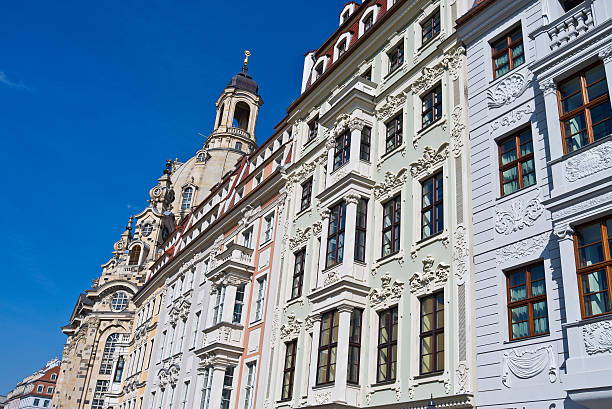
<box><xmin>199</xmin><ymin>322</ymin><xmax>244</xmax><ymax>357</ymax></box>
<box><xmin>207</xmin><ymin>242</ymin><xmax>255</xmax><ymax>282</ymax></box>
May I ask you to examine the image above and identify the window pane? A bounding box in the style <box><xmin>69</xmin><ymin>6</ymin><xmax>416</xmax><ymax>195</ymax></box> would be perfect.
<box><xmin>511</xmin><ymin>305</ymin><xmax>528</xmax><ymax>324</ymax></box>
<box><xmin>559</xmin><ymin>77</ymin><xmax>581</xmax><ymax>100</ymax></box>
<box><xmin>522</xmin><ymin>160</ymin><xmax>536</xmax><ymax>188</ymax></box>
<box><xmin>511</xmin><ymin>44</ymin><xmax>525</xmax><ymax>68</ymax></box>
<box><xmin>585</xmin><ymin>64</ymin><xmax>606</xmax><ymax>86</ymax></box>
<box><xmin>587</xmin><ymin>79</ymin><xmax>608</xmax><ymax>102</ymax></box>
<box><xmin>503</xmin><ymin>180</ymin><xmax>519</xmax><ymax>195</ymax></box>
<box><xmin>590</xmin><ymin>102</ymin><xmax>612</xmax><ymax>141</ymax></box>
<box><xmin>502</xmin><ymin>166</ymin><xmax>518</xmax><ymax>184</ymax></box>
<box><xmin>582</xmin><ymin>270</ymin><xmax>609</xmax><ymax>293</ymax></box>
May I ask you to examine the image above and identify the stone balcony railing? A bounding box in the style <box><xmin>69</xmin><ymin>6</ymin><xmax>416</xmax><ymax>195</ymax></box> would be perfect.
<box><xmin>211</xmin><ymin>126</ymin><xmax>250</xmax><ymax>140</ymax></box>
<box><xmin>202</xmin><ymin>322</ymin><xmax>244</xmax><ymax>351</ymax></box>
<box><xmin>207</xmin><ymin>242</ymin><xmax>255</xmax><ymax>279</ymax></box>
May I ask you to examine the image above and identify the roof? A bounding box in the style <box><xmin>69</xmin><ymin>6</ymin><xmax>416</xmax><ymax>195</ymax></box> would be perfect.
<box><xmin>226</xmin><ymin>67</ymin><xmax>259</xmax><ymax>94</ymax></box>
<box><xmin>456</xmin><ymin>0</ymin><xmax>496</xmax><ymax>26</ymax></box>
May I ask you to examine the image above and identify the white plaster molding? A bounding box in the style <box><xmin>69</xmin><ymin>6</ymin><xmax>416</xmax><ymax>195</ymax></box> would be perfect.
<box><xmin>409</xmin><ymin>255</ymin><xmax>450</xmax><ymax>295</ymax></box>
<box><xmin>289</xmin><ymin>227</ymin><xmax>311</xmax><ymax>251</ymax></box>
<box><xmin>494</xmin><ymin>189</ymin><xmax>544</xmax><ymax>235</ymax></box>
<box><xmin>314</xmin><ymin>391</ymin><xmax>332</xmax><ymax>405</ymax></box>
<box><xmin>456</xmin><ymin>363</ymin><xmax>470</xmax><ymax>394</ymax></box>
<box><xmin>453</xmin><ymin>225</ymin><xmax>469</xmax><ymax>284</ymax></box>
<box><xmin>553</xmin><ymin>191</ymin><xmax>612</xmax><ymax>219</ymax></box>
<box><xmin>373</xmin><ymin>168</ymin><xmax>408</xmax><ymax>200</ymax></box>
<box><xmin>491</xmin><ymin>104</ymin><xmax>534</xmax><ymax>131</ymax></box>
<box><xmin>450</xmin><ymin>106</ymin><xmax>466</xmax><ymax>157</ymax></box>
<box><xmin>539</xmin><ymin>78</ymin><xmax>557</xmax><ymax>96</ymax></box>
<box><xmin>564</xmin><ymin>141</ymin><xmax>612</xmax><ymax>182</ymax></box>
<box><xmin>279</xmin><ymin>312</ymin><xmax>303</xmax><ymax>342</ymax></box>
<box><xmin>410</xmin><ymin>143</ymin><xmax>449</xmax><ymax>178</ymax></box>
<box><xmin>496</xmin><ymin>232</ymin><xmax>549</xmax><ymax>264</ymax></box>
<box><xmin>368</xmin><ymin>272</ymin><xmax>405</xmax><ymax>310</ymax></box>
<box><xmin>371</xmin><ymin>250</ymin><xmax>405</xmax><ymax>275</ymax></box>
<box><xmin>502</xmin><ymin>344</ymin><xmax>557</xmax><ymax>388</ymax></box>
<box><xmin>583</xmin><ymin>319</ymin><xmax>612</xmax><ymax>355</ymax></box>
<box><xmin>376</xmin><ymin>93</ymin><xmax>406</xmax><ymax>121</ymax></box>
<box><xmin>599</xmin><ymin>45</ymin><xmax>612</xmax><ymax>63</ymax></box>
<box><xmin>289</xmin><ymin>161</ymin><xmax>317</xmax><ymax>184</ymax></box>
<box><xmin>323</xmin><ymin>269</ymin><xmax>340</xmax><ymax>286</ymax></box>
<box><xmin>411</xmin><ymin>47</ymin><xmax>465</xmax><ymax>94</ymax></box>
<box><xmin>487</xmin><ymin>71</ymin><xmax>531</xmax><ymax>108</ymax></box>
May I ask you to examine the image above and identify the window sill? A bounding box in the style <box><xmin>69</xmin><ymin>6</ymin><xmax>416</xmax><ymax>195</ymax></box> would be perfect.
<box><xmin>416</xmin><ymin>230</ymin><xmax>446</xmax><ymax>246</ymax></box>
<box><xmin>564</xmin><ymin>312</ymin><xmax>612</xmax><ymax>329</ymax></box>
<box><xmin>490</xmin><ymin>64</ymin><xmax>526</xmax><ymax>87</ymax></box>
<box><xmin>504</xmin><ymin>332</ymin><xmax>551</xmax><ymax>344</ymax></box>
<box><xmin>418</xmin><ymin>33</ymin><xmax>441</xmax><ymax>52</ymax></box>
<box><xmin>370</xmin><ymin>379</ymin><xmax>396</xmax><ymax>388</ymax></box>
<box><xmin>414</xmin><ymin>371</ymin><xmax>444</xmax><ymax>380</ymax></box>
<box><xmin>285</xmin><ymin>296</ymin><xmax>305</xmax><ymax>308</ymax></box>
<box><xmin>313</xmin><ymin>382</ymin><xmax>335</xmax><ymax>390</ymax></box>
<box><xmin>331</xmin><ymin>160</ymin><xmax>350</xmax><ymax>175</ymax></box>
<box><xmin>495</xmin><ymin>184</ymin><xmax>539</xmax><ymax>206</ymax></box>
<box><xmin>295</xmin><ymin>206</ymin><xmax>312</xmax><ymax>220</ymax></box>
<box><xmin>377</xmin><ymin>142</ymin><xmax>406</xmax><ymax>169</ymax></box>
<box><xmin>548</xmin><ymin>133</ymin><xmax>612</xmax><ymax>166</ymax></box>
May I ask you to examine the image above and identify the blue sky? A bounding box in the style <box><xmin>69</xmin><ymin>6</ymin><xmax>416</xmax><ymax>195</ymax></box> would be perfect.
<box><xmin>0</xmin><ymin>0</ymin><xmax>351</xmax><ymax>392</ymax></box>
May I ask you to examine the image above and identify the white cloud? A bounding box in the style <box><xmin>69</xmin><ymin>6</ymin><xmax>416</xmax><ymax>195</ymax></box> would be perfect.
<box><xmin>0</xmin><ymin>71</ymin><xmax>32</xmax><ymax>91</ymax></box>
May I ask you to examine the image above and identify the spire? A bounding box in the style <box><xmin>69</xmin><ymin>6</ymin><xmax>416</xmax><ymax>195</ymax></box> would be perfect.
<box><xmin>148</xmin><ymin>159</ymin><xmax>176</xmax><ymax>213</ymax></box>
<box><xmin>243</xmin><ymin>50</ymin><xmax>251</xmax><ymax>73</ymax></box>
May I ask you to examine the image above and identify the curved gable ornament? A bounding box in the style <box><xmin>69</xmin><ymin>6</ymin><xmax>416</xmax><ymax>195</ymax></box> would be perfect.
<box><xmin>376</xmin><ymin>94</ymin><xmax>407</xmax><ymax>121</ymax></box>
<box><xmin>583</xmin><ymin>319</ymin><xmax>612</xmax><ymax>355</ymax></box>
<box><xmin>289</xmin><ymin>227</ymin><xmax>311</xmax><ymax>251</ymax></box>
<box><xmin>410</xmin><ymin>143</ymin><xmax>449</xmax><ymax>178</ymax></box>
<box><xmin>368</xmin><ymin>272</ymin><xmax>405</xmax><ymax>310</ymax></box>
<box><xmin>495</xmin><ymin>189</ymin><xmax>544</xmax><ymax>235</ymax></box>
<box><xmin>409</xmin><ymin>256</ymin><xmax>450</xmax><ymax>295</ymax></box>
<box><xmin>280</xmin><ymin>313</ymin><xmax>303</xmax><ymax>341</ymax></box>
<box><xmin>502</xmin><ymin>345</ymin><xmax>557</xmax><ymax>388</ymax></box>
<box><xmin>487</xmin><ymin>71</ymin><xmax>531</xmax><ymax>108</ymax></box>
<box><xmin>373</xmin><ymin>168</ymin><xmax>408</xmax><ymax>200</ymax></box>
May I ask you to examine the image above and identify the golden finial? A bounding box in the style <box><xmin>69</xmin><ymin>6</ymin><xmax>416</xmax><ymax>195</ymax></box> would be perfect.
<box><xmin>244</xmin><ymin>50</ymin><xmax>251</xmax><ymax>67</ymax></box>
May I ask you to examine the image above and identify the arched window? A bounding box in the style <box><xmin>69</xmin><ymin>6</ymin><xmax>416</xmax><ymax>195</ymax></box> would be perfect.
<box><xmin>217</xmin><ymin>103</ymin><xmax>225</xmax><ymax>128</ymax></box>
<box><xmin>99</xmin><ymin>334</ymin><xmax>120</xmax><ymax>374</ymax></box>
<box><xmin>128</xmin><ymin>245</ymin><xmax>141</xmax><ymax>265</ymax></box>
<box><xmin>233</xmin><ymin>102</ymin><xmax>251</xmax><ymax>131</ymax></box>
<box><xmin>111</xmin><ymin>292</ymin><xmax>129</xmax><ymax>312</ymax></box>
<box><xmin>181</xmin><ymin>187</ymin><xmax>194</xmax><ymax>210</ymax></box>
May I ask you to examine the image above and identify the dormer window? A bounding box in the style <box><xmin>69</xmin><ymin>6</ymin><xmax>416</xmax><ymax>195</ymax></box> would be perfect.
<box><xmin>181</xmin><ymin>186</ymin><xmax>194</xmax><ymax>210</ymax></box>
<box><xmin>128</xmin><ymin>245</ymin><xmax>141</xmax><ymax>265</ymax></box>
<box><xmin>363</xmin><ymin>13</ymin><xmax>374</xmax><ymax>32</ymax></box>
<box><xmin>341</xmin><ymin>10</ymin><xmax>350</xmax><ymax>24</ymax></box>
<box><xmin>337</xmin><ymin>39</ymin><xmax>348</xmax><ymax>58</ymax></box>
<box><xmin>314</xmin><ymin>62</ymin><xmax>324</xmax><ymax>81</ymax></box>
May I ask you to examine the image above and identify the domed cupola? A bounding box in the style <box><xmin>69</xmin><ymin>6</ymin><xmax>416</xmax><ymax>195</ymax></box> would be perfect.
<box><xmin>227</xmin><ymin>64</ymin><xmax>259</xmax><ymax>94</ymax></box>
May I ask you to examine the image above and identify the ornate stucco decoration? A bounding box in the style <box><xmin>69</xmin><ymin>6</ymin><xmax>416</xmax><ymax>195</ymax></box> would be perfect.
<box><xmin>312</xmin><ymin>221</ymin><xmax>323</xmax><ymax>237</ymax></box>
<box><xmin>323</xmin><ymin>270</ymin><xmax>340</xmax><ymax>286</ymax></box>
<box><xmin>409</xmin><ymin>256</ymin><xmax>450</xmax><ymax>295</ymax></box>
<box><xmin>491</xmin><ymin>104</ymin><xmax>533</xmax><ymax>131</ymax></box>
<box><xmin>565</xmin><ymin>141</ymin><xmax>612</xmax><ymax>182</ymax></box>
<box><xmin>330</xmin><ymin>113</ymin><xmax>366</xmax><ymax>138</ymax></box>
<box><xmin>496</xmin><ymin>233</ymin><xmax>549</xmax><ymax>264</ymax></box>
<box><xmin>487</xmin><ymin>71</ymin><xmax>531</xmax><ymax>108</ymax></box>
<box><xmin>411</xmin><ymin>47</ymin><xmax>465</xmax><ymax>94</ymax></box>
<box><xmin>376</xmin><ymin>93</ymin><xmax>407</xmax><ymax>121</ymax></box>
<box><xmin>280</xmin><ymin>312</ymin><xmax>303</xmax><ymax>341</ymax></box>
<box><xmin>304</xmin><ymin>315</ymin><xmax>315</xmax><ymax>333</ymax></box>
<box><xmin>208</xmin><ymin>235</ymin><xmax>225</xmax><ymax>270</ymax></box>
<box><xmin>554</xmin><ymin>191</ymin><xmax>612</xmax><ymax>219</ymax></box>
<box><xmin>495</xmin><ymin>189</ymin><xmax>544</xmax><ymax>235</ymax></box>
<box><xmin>583</xmin><ymin>319</ymin><xmax>612</xmax><ymax>355</ymax></box>
<box><xmin>289</xmin><ymin>227</ymin><xmax>311</xmax><ymax>251</ymax></box>
<box><xmin>410</xmin><ymin>143</ymin><xmax>449</xmax><ymax>178</ymax></box>
<box><xmin>373</xmin><ymin>168</ymin><xmax>408</xmax><ymax>200</ymax></box>
<box><xmin>314</xmin><ymin>391</ymin><xmax>332</xmax><ymax>405</ymax></box>
<box><xmin>450</xmin><ymin>106</ymin><xmax>466</xmax><ymax>157</ymax></box>
<box><xmin>502</xmin><ymin>345</ymin><xmax>557</xmax><ymax>387</ymax></box>
<box><xmin>539</xmin><ymin>78</ymin><xmax>556</xmax><ymax>96</ymax></box>
<box><xmin>289</xmin><ymin>161</ymin><xmax>317</xmax><ymax>184</ymax></box>
<box><xmin>158</xmin><ymin>364</ymin><xmax>180</xmax><ymax>389</ymax></box>
<box><xmin>200</xmin><ymin>352</ymin><xmax>215</xmax><ymax>367</ymax></box>
<box><xmin>393</xmin><ymin>382</ymin><xmax>402</xmax><ymax>401</ymax></box>
<box><xmin>453</xmin><ymin>225</ymin><xmax>469</xmax><ymax>284</ymax></box>
<box><xmin>269</xmin><ymin>306</ymin><xmax>282</xmax><ymax>346</ymax></box>
<box><xmin>456</xmin><ymin>363</ymin><xmax>470</xmax><ymax>394</ymax></box>
<box><xmin>368</xmin><ymin>272</ymin><xmax>405</xmax><ymax>310</ymax></box>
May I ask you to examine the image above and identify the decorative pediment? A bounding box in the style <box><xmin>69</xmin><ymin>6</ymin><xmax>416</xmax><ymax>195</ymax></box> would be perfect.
<box><xmin>169</xmin><ymin>300</ymin><xmax>191</xmax><ymax>326</ymax></box>
<box><xmin>289</xmin><ymin>161</ymin><xmax>317</xmax><ymax>184</ymax></box>
<box><xmin>411</xmin><ymin>47</ymin><xmax>465</xmax><ymax>94</ymax></box>
<box><xmin>410</xmin><ymin>143</ymin><xmax>449</xmax><ymax>178</ymax></box>
<box><xmin>289</xmin><ymin>227</ymin><xmax>311</xmax><ymax>251</ymax></box>
<box><xmin>158</xmin><ymin>364</ymin><xmax>180</xmax><ymax>389</ymax></box>
<box><xmin>280</xmin><ymin>313</ymin><xmax>303</xmax><ymax>341</ymax></box>
<box><xmin>376</xmin><ymin>93</ymin><xmax>407</xmax><ymax>121</ymax></box>
<box><xmin>373</xmin><ymin>168</ymin><xmax>408</xmax><ymax>200</ymax></box>
<box><xmin>369</xmin><ymin>272</ymin><xmax>405</xmax><ymax>310</ymax></box>
<box><xmin>409</xmin><ymin>256</ymin><xmax>450</xmax><ymax>294</ymax></box>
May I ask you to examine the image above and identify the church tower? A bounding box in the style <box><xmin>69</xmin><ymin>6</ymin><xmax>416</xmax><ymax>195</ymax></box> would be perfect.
<box><xmin>169</xmin><ymin>51</ymin><xmax>263</xmax><ymax>220</ymax></box>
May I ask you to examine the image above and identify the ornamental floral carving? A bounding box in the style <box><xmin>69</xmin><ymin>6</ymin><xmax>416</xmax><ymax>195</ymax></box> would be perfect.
<box><xmin>564</xmin><ymin>141</ymin><xmax>612</xmax><ymax>182</ymax></box>
<box><xmin>373</xmin><ymin>168</ymin><xmax>408</xmax><ymax>200</ymax></box>
<box><xmin>583</xmin><ymin>319</ymin><xmax>612</xmax><ymax>355</ymax></box>
<box><xmin>289</xmin><ymin>161</ymin><xmax>317</xmax><ymax>184</ymax></box>
<box><xmin>330</xmin><ymin>113</ymin><xmax>366</xmax><ymax>137</ymax></box>
<box><xmin>314</xmin><ymin>392</ymin><xmax>332</xmax><ymax>405</ymax></box>
<box><xmin>450</xmin><ymin>106</ymin><xmax>465</xmax><ymax>157</ymax></box>
<box><xmin>289</xmin><ymin>227</ymin><xmax>311</xmax><ymax>251</ymax></box>
<box><xmin>491</xmin><ymin>104</ymin><xmax>533</xmax><ymax>131</ymax></box>
<box><xmin>304</xmin><ymin>315</ymin><xmax>315</xmax><ymax>333</ymax></box>
<box><xmin>456</xmin><ymin>363</ymin><xmax>470</xmax><ymax>394</ymax></box>
<box><xmin>496</xmin><ymin>233</ymin><xmax>549</xmax><ymax>264</ymax></box>
<box><xmin>409</xmin><ymin>256</ymin><xmax>450</xmax><ymax>294</ymax></box>
<box><xmin>453</xmin><ymin>225</ymin><xmax>469</xmax><ymax>284</ymax></box>
<box><xmin>158</xmin><ymin>364</ymin><xmax>180</xmax><ymax>388</ymax></box>
<box><xmin>410</xmin><ymin>143</ymin><xmax>449</xmax><ymax>178</ymax></box>
<box><xmin>495</xmin><ymin>189</ymin><xmax>544</xmax><ymax>235</ymax></box>
<box><xmin>411</xmin><ymin>47</ymin><xmax>465</xmax><ymax>94</ymax></box>
<box><xmin>376</xmin><ymin>93</ymin><xmax>406</xmax><ymax>121</ymax></box>
<box><xmin>487</xmin><ymin>71</ymin><xmax>531</xmax><ymax>108</ymax></box>
<box><xmin>280</xmin><ymin>312</ymin><xmax>303</xmax><ymax>341</ymax></box>
<box><xmin>323</xmin><ymin>270</ymin><xmax>340</xmax><ymax>286</ymax></box>
<box><xmin>368</xmin><ymin>272</ymin><xmax>405</xmax><ymax>310</ymax></box>
<box><xmin>502</xmin><ymin>345</ymin><xmax>557</xmax><ymax>388</ymax></box>
<box><xmin>169</xmin><ymin>300</ymin><xmax>191</xmax><ymax>326</ymax></box>
<box><xmin>312</xmin><ymin>221</ymin><xmax>322</xmax><ymax>237</ymax></box>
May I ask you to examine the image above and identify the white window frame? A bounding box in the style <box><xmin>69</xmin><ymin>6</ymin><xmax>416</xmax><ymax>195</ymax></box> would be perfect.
<box><xmin>311</xmin><ymin>56</ymin><xmax>329</xmax><ymax>83</ymax></box>
<box><xmin>213</xmin><ymin>285</ymin><xmax>226</xmax><ymax>325</ymax></box>
<box><xmin>201</xmin><ymin>367</ymin><xmax>213</xmax><ymax>409</ymax></box>
<box><xmin>333</xmin><ymin>32</ymin><xmax>353</xmax><ymax>62</ymax></box>
<box><xmin>253</xmin><ymin>276</ymin><xmax>267</xmax><ymax>322</ymax></box>
<box><xmin>359</xmin><ymin>5</ymin><xmax>381</xmax><ymax>37</ymax></box>
<box><xmin>261</xmin><ymin>212</ymin><xmax>275</xmax><ymax>244</ymax></box>
<box><xmin>243</xmin><ymin>362</ymin><xmax>257</xmax><ymax>409</ymax></box>
<box><xmin>192</xmin><ymin>311</ymin><xmax>201</xmax><ymax>348</ymax></box>
<box><xmin>242</xmin><ymin>227</ymin><xmax>254</xmax><ymax>249</ymax></box>
<box><xmin>181</xmin><ymin>381</ymin><xmax>190</xmax><ymax>409</ymax></box>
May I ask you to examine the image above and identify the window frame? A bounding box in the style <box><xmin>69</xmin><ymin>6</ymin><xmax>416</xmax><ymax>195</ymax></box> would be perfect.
<box><xmin>421</xmin><ymin>10</ymin><xmax>441</xmax><ymax>46</ymax></box>
<box><xmin>347</xmin><ymin>309</ymin><xmax>362</xmax><ymax>385</ymax></box>
<box><xmin>316</xmin><ymin>309</ymin><xmax>339</xmax><ymax>385</ymax></box>
<box><xmin>300</xmin><ymin>178</ymin><xmax>313</xmax><ymax>212</ymax></box>
<box><xmin>360</xmin><ymin>127</ymin><xmax>371</xmax><ymax>161</ymax></box>
<box><xmin>233</xmin><ymin>285</ymin><xmax>246</xmax><ymax>324</ymax></box>
<box><xmin>498</xmin><ymin>128</ymin><xmax>536</xmax><ymax>196</ymax></box>
<box><xmin>574</xmin><ymin>216</ymin><xmax>612</xmax><ymax>319</ymax></box>
<box><xmin>421</xmin><ymin>172</ymin><xmax>444</xmax><ymax>240</ymax></box>
<box><xmin>376</xmin><ymin>306</ymin><xmax>398</xmax><ymax>384</ymax></box>
<box><xmin>355</xmin><ymin>199</ymin><xmax>368</xmax><ymax>262</ymax></box>
<box><xmin>181</xmin><ymin>186</ymin><xmax>194</xmax><ymax>211</ymax></box>
<box><xmin>385</xmin><ymin>114</ymin><xmax>403</xmax><ymax>153</ymax></box>
<box><xmin>254</xmin><ymin>276</ymin><xmax>267</xmax><ymax>321</ymax></box>
<box><xmin>326</xmin><ymin>202</ymin><xmax>347</xmax><ymax>268</ymax></box>
<box><xmin>333</xmin><ymin>130</ymin><xmax>351</xmax><ymax>171</ymax></box>
<box><xmin>243</xmin><ymin>362</ymin><xmax>256</xmax><ymax>409</ymax></box>
<box><xmin>421</xmin><ymin>84</ymin><xmax>443</xmax><ymax>129</ymax></box>
<box><xmin>291</xmin><ymin>249</ymin><xmax>305</xmax><ymax>300</ymax></box>
<box><xmin>220</xmin><ymin>367</ymin><xmax>234</xmax><ymax>409</ymax></box>
<box><xmin>382</xmin><ymin>195</ymin><xmax>401</xmax><ymax>257</ymax></box>
<box><xmin>491</xmin><ymin>25</ymin><xmax>524</xmax><ymax>80</ymax></box>
<box><xmin>308</xmin><ymin>115</ymin><xmax>319</xmax><ymax>142</ymax></box>
<box><xmin>506</xmin><ymin>263</ymin><xmax>550</xmax><ymax>341</ymax></box>
<box><xmin>419</xmin><ymin>292</ymin><xmax>444</xmax><ymax>375</ymax></box>
<box><xmin>388</xmin><ymin>42</ymin><xmax>404</xmax><ymax>75</ymax></box>
<box><xmin>281</xmin><ymin>340</ymin><xmax>297</xmax><ymax>401</ymax></box>
<box><xmin>557</xmin><ymin>62</ymin><xmax>611</xmax><ymax>154</ymax></box>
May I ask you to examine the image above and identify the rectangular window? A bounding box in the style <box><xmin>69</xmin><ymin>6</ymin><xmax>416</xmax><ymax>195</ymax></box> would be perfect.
<box><xmin>491</xmin><ymin>26</ymin><xmax>524</xmax><ymax>79</ymax></box>
<box><xmin>34</xmin><ymin>399</ymin><xmax>40</xmax><ymax>407</ymax></box>
<box><xmin>385</xmin><ymin>114</ymin><xmax>403</xmax><ymax>153</ymax></box>
<box><xmin>168</xmin><ymin>386</ymin><xmax>176</xmax><ymax>409</ymax></box>
<box><xmin>507</xmin><ymin>263</ymin><xmax>549</xmax><ymax>340</ymax></box>
<box><xmin>47</xmin><ymin>387</ymin><xmax>54</xmax><ymax>394</ymax></box>
<box><xmin>317</xmin><ymin>310</ymin><xmax>339</xmax><ymax>385</ymax></box>
<box><xmin>421</xmin><ymin>10</ymin><xmax>441</xmax><ymax>45</ymax></box>
<box><xmin>308</xmin><ymin>116</ymin><xmax>319</xmax><ymax>141</ymax></box>
<box><xmin>242</xmin><ymin>228</ymin><xmax>253</xmax><ymax>249</ymax></box>
<box><xmin>281</xmin><ymin>341</ymin><xmax>297</xmax><ymax>401</ymax></box>
<box><xmin>337</xmin><ymin>39</ymin><xmax>347</xmax><ymax>58</ymax></box>
<box><xmin>382</xmin><ymin>196</ymin><xmax>401</xmax><ymax>257</ymax></box>
<box><xmin>43</xmin><ymin>401</ymin><xmax>49</xmax><ymax>408</ymax></box>
<box><xmin>181</xmin><ymin>382</ymin><xmax>189</xmax><ymax>409</ymax></box>
<box><xmin>326</xmin><ymin>203</ymin><xmax>346</xmax><ymax>268</ymax></box>
<box><xmin>178</xmin><ymin>320</ymin><xmax>186</xmax><ymax>351</ymax></box>
<box><xmin>37</xmin><ymin>386</ymin><xmax>43</xmax><ymax>393</ymax></box>
<box><xmin>291</xmin><ymin>250</ymin><xmax>305</xmax><ymax>299</ymax></box>
<box><xmin>243</xmin><ymin>362</ymin><xmax>256</xmax><ymax>409</ymax></box>
<box><xmin>220</xmin><ymin>367</ymin><xmax>234</xmax><ymax>409</ymax></box>
<box><xmin>361</xmin><ymin>67</ymin><xmax>372</xmax><ymax>82</ymax></box>
<box><xmin>421</xmin><ymin>172</ymin><xmax>443</xmax><ymax>239</ymax></box>
<box><xmin>360</xmin><ymin>127</ymin><xmax>371</xmax><ymax>161</ymax></box>
<box><xmin>377</xmin><ymin>307</ymin><xmax>398</xmax><ymax>383</ymax></box>
<box><xmin>498</xmin><ymin>128</ymin><xmax>536</xmax><ymax>196</ymax></box>
<box><xmin>559</xmin><ymin>63</ymin><xmax>612</xmax><ymax>153</ymax></box>
<box><xmin>91</xmin><ymin>380</ymin><xmax>109</xmax><ymax>409</ymax></box>
<box><xmin>201</xmin><ymin>367</ymin><xmax>213</xmax><ymax>409</ymax></box>
<box><xmin>213</xmin><ymin>286</ymin><xmax>226</xmax><ymax>325</ymax></box>
<box><xmin>421</xmin><ymin>85</ymin><xmax>442</xmax><ymax>128</ymax></box>
<box><xmin>159</xmin><ymin>331</ymin><xmax>166</xmax><ymax>362</ymax></box>
<box><xmin>254</xmin><ymin>277</ymin><xmax>267</xmax><ymax>321</ymax></box>
<box><xmin>333</xmin><ymin>130</ymin><xmax>351</xmax><ymax>171</ymax></box>
<box><xmin>233</xmin><ymin>285</ymin><xmax>246</xmax><ymax>324</ymax></box>
<box><xmin>347</xmin><ymin>309</ymin><xmax>362</xmax><ymax>384</ymax></box>
<box><xmin>420</xmin><ymin>292</ymin><xmax>444</xmax><ymax>375</ymax></box>
<box><xmin>388</xmin><ymin>42</ymin><xmax>404</xmax><ymax>74</ymax></box>
<box><xmin>262</xmin><ymin>213</ymin><xmax>274</xmax><ymax>243</ymax></box>
<box><xmin>192</xmin><ymin>312</ymin><xmax>200</xmax><ymax>348</ymax></box>
<box><xmin>167</xmin><ymin>326</ymin><xmax>175</xmax><ymax>358</ymax></box>
<box><xmin>355</xmin><ymin>199</ymin><xmax>367</xmax><ymax>262</ymax></box>
<box><xmin>300</xmin><ymin>178</ymin><xmax>313</xmax><ymax>211</ymax></box>
<box><xmin>147</xmin><ymin>340</ymin><xmax>154</xmax><ymax>369</ymax></box>
<box><xmin>574</xmin><ymin>217</ymin><xmax>612</xmax><ymax>318</ymax></box>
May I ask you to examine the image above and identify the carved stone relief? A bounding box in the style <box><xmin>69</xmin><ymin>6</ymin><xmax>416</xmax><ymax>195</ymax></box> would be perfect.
<box><xmin>368</xmin><ymin>272</ymin><xmax>405</xmax><ymax>310</ymax></box>
<box><xmin>495</xmin><ymin>189</ymin><xmax>544</xmax><ymax>235</ymax></box>
<box><xmin>502</xmin><ymin>344</ymin><xmax>557</xmax><ymax>388</ymax></box>
<box><xmin>496</xmin><ymin>233</ymin><xmax>549</xmax><ymax>264</ymax></box>
<box><xmin>409</xmin><ymin>256</ymin><xmax>450</xmax><ymax>295</ymax></box>
<box><xmin>410</xmin><ymin>143</ymin><xmax>449</xmax><ymax>178</ymax></box>
<box><xmin>491</xmin><ymin>104</ymin><xmax>534</xmax><ymax>131</ymax></box>
<box><xmin>564</xmin><ymin>141</ymin><xmax>612</xmax><ymax>182</ymax></box>
<box><xmin>411</xmin><ymin>46</ymin><xmax>465</xmax><ymax>94</ymax></box>
<box><xmin>376</xmin><ymin>93</ymin><xmax>407</xmax><ymax>121</ymax></box>
<box><xmin>487</xmin><ymin>71</ymin><xmax>531</xmax><ymax>108</ymax></box>
<box><xmin>450</xmin><ymin>106</ymin><xmax>466</xmax><ymax>157</ymax></box>
<box><xmin>583</xmin><ymin>319</ymin><xmax>612</xmax><ymax>355</ymax></box>
<box><xmin>280</xmin><ymin>312</ymin><xmax>303</xmax><ymax>341</ymax></box>
<box><xmin>453</xmin><ymin>225</ymin><xmax>469</xmax><ymax>284</ymax></box>
<box><xmin>373</xmin><ymin>168</ymin><xmax>408</xmax><ymax>200</ymax></box>
<box><xmin>553</xmin><ymin>191</ymin><xmax>612</xmax><ymax>219</ymax></box>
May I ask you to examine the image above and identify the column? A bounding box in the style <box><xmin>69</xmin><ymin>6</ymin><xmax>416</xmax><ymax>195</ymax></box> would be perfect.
<box><xmin>317</xmin><ymin>211</ymin><xmax>331</xmax><ymax>287</ymax></box>
<box><xmin>221</xmin><ymin>284</ymin><xmax>238</xmax><ymax>324</ymax></box>
<box><xmin>325</xmin><ymin>138</ymin><xmax>335</xmax><ymax>189</ymax></box>
<box><xmin>599</xmin><ymin>48</ymin><xmax>612</xmax><ymax>107</ymax></box>
<box><xmin>539</xmin><ymin>79</ymin><xmax>564</xmax><ymax>161</ymax></box>
<box><xmin>332</xmin><ymin>306</ymin><xmax>353</xmax><ymax>403</ymax></box>
<box><xmin>307</xmin><ymin>314</ymin><xmax>322</xmax><ymax>399</ymax></box>
<box><xmin>341</xmin><ymin>195</ymin><xmax>360</xmax><ymax>278</ymax></box>
<box><xmin>557</xmin><ymin>230</ymin><xmax>581</xmax><ymax>324</ymax></box>
<box><xmin>192</xmin><ymin>370</ymin><xmax>206</xmax><ymax>409</ymax></box>
<box><xmin>208</xmin><ymin>365</ymin><xmax>227</xmax><ymax>409</ymax></box>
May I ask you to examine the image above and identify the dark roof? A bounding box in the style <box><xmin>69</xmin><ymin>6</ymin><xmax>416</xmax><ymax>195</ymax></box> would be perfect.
<box><xmin>226</xmin><ymin>67</ymin><xmax>259</xmax><ymax>94</ymax></box>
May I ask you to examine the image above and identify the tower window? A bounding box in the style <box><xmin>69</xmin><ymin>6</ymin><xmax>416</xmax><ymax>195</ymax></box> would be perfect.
<box><xmin>235</xmin><ymin>142</ymin><xmax>243</xmax><ymax>151</ymax></box>
<box><xmin>128</xmin><ymin>245</ymin><xmax>141</xmax><ymax>265</ymax></box>
<box><xmin>233</xmin><ymin>101</ymin><xmax>251</xmax><ymax>131</ymax></box>
<box><xmin>181</xmin><ymin>187</ymin><xmax>194</xmax><ymax>210</ymax></box>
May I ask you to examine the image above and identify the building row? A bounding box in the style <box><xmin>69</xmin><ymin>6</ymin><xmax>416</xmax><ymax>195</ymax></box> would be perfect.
<box><xmin>50</xmin><ymin>1</ymin><xmax>612</xmax><ymax>409</ymax></box>
<box><xmin>4</xmin><ymin>359</ymin><xmax>60</xmax><ymax>409</ymax></box>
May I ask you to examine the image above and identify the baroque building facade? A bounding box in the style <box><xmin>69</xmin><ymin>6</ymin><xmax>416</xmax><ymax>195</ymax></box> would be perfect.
<box><xmin>457</xmin><ymin>0</ymin><xmax>612</xmax><ymax>408</ymax></box>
